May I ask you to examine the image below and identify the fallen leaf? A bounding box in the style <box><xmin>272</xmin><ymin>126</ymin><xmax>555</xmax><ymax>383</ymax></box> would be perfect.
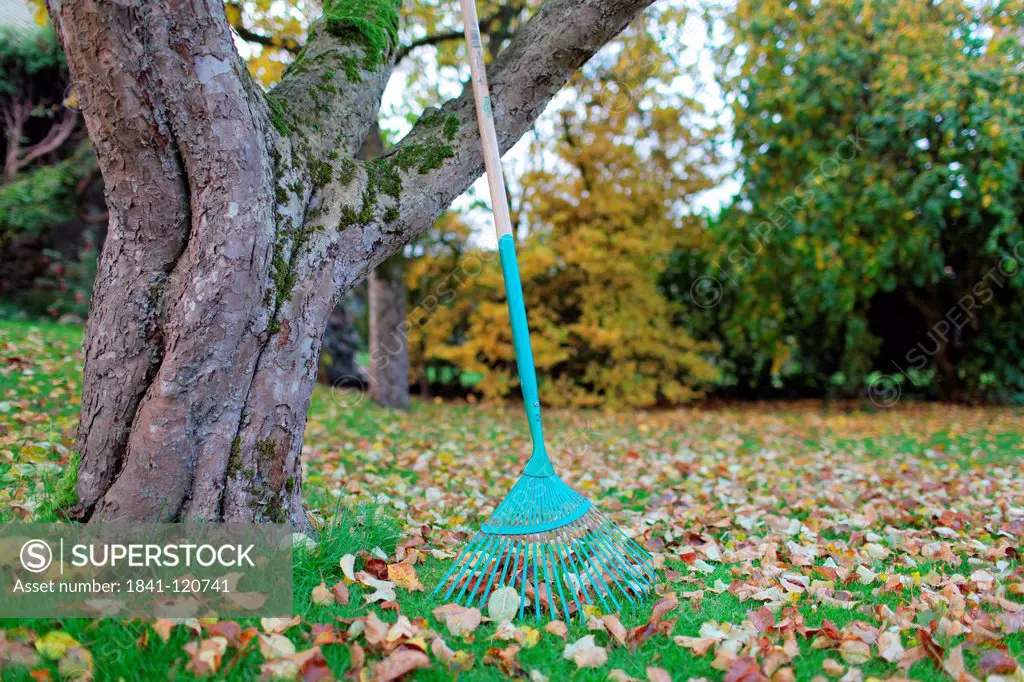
<box><xmin>646</xmin><ymin>666</ymin><xmax>672</xmax><ymax>682</ymax></box>
<box><xmin>259</xmin><ymin>634</ymin><xmax>297</xmax><ymax>660</ymax></box>
<box><xmin>602</xmin><ymin>614</ymin><xmax>628</xmax><ymax>647</ymax></box>
<box><xmin>387</xmin><ymin>563</ymin><xmax>424</xmax><ymax>592</ymax></box>
<box><xmin>57</xmin><ymin>646</ymin><xmax>93</xmax><ymax>681</ymax></box>
<box><xmin>432</xmin><ymin>604</ymin><xmax>482</xmax><ymax>637</ymax></box>
<box><xmin>35</xmin><ymin>632</ymin><xmax>79</xmax><ymax>660</ymax></box>
<box><xmin>311</xmin><ymin>582</ymin><xmax>334</xmax><ymax>606</ymax></box>
<box><xmin>374</xmin><ymin>647</ymin><xmax>430</xmax><ymax>682</ymax></box>
<box><xmin>563</xmin><ymin>635</ymin><xmax>607</xmax><ymax>669</ymax></box>
<box><xmin>488</xmin><ymin>586</ymin><xmax>520</xmax><ymax>623</ymax></box>
<box><xmin>543</xmin><ymin>620</ymin><xmax>568</xmax><ymax>641</ymax></box>
<box><xmin>839</xmin><ymin>640</ymin><xmax>871</xmax><ymax>665</ymax></box>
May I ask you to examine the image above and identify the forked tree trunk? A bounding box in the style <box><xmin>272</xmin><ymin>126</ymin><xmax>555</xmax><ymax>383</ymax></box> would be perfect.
<box><xmin>46</xmin><ymin>0</ymin><xmax>654</xmax><ymax>523</ymax></box>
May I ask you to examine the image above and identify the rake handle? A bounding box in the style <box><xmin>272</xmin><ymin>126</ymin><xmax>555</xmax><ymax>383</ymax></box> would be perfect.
<box><xmin>460</xmin><ymin>0</ymin><xmax>552</xmax><ymax>477</ymax></box>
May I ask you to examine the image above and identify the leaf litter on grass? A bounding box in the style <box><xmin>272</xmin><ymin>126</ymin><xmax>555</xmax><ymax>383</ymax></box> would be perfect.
<box><xmin>1</xmin><ymin>320</ymin><xmax>1022</xmax><ymax>680</ymax></box>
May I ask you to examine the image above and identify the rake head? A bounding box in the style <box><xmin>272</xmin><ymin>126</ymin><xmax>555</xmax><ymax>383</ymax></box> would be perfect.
<box><xmin>433</xmin><ymin>473</ymin><xmax>655</xmax><ymax>623</ymax></box>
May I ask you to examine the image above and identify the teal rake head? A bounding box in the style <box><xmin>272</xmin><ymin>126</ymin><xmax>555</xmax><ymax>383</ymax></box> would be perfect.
<box><xmin>432</xmin><ymin>236</ymin><xmax>656</xmax><ymax>622</ymax></box>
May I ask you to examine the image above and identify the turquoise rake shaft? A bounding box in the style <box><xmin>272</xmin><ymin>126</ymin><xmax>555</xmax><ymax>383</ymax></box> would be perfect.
<box><xmin>433</xmin><ymin>0</ymin><xmax>655</xmax><ymax>622</ymax></box>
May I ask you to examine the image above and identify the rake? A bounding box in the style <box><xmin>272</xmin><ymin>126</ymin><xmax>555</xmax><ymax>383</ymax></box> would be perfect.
<box><xmin>432</xmin><ymin>0</ymin><xmax>656</xmax><ymax>623</ymax></box>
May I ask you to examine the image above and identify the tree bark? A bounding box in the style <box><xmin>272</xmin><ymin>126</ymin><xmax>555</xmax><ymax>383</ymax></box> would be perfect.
<box><xmin>47</xmin><ymin>0</ymin><xmax>655</xmax><ymax>524</ymax></box>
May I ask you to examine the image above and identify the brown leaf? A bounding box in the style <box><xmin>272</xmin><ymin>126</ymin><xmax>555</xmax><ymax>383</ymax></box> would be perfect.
<box><xmin>822</xmin><ymin>658</ymin><xmax>845</xmax><ymax>676</ymax></box>
<box><xmin>543</xmin><ymin>620</ymin><xmax>568</xmax><ymax>641</ymax></box>
<box><xmin>311</xmin><ymin>624</ymin><xmax>339</xmax><ymax>646</ymax></box>
<box><xmin>0</xmin><ymin>634</ymin><xmax>41</xmax><ymax>669</ymax></box>
<box><xmin>374</xmin><ymin>647</ymin><xmax>430</xmax><ymax>682</ymax></box>
<box><xmin>184</xmin><ymin>637</ymin><xmax>228</xmax><ymax>676</ymax></box>
<box><xmin>331</xmin><ymin>581</ymin><xmax>350</xmax><ymax>606</ymax></box>
<box><xmin>646</xmin><ymin>666</ymin><xmax>672</xmax><ymax>682</ymax></box>
<box><xmin>205</xmin><ymin>621</ymin><xmax>243</xmax><ymax>647</ymax></box>
<box><xmin>838</xmin><ymin>639</ymin><xmax>871</xmax><ymax>665</ymax></box>
<box><xmin>432</xmin><ymin>604</ymin><xmax>482</xmax><ymax>637</ymax></box>
<box><xmin>942</xmin><ymin>645</ymin><xmax>966</xmax><ymax>680</ymax></box>
<box><xmin>311</xmin><ymin>582</ymin><xmax>334</xmax><ymax>606</ymax></box>
<box><xmin>363</xmin><ymin>612</ymin><xmax>389</xmax><ymax>648</ymax></box>
<box><xmin>345</xmin><ymin>643</ymin><xmax>364</xmax><ymax>681</ymax></box>
<box><xmin>748</xmin><ymin>606</ymin><xmax>776</xmax><ymax>633</ymax></box>
<box><xmin>602</xmin><ymin>614</ymin><xmax>628</xmax><ymax>647</ymax></box>
<box><xmin>977</xmin><ymin>650</ymin><xmax>1019</xmax><ymax>675</ymax></box>
<box><xmin>917</xmin><ymin>629</ymin><xmax>945</xmax><ymax>667</ymax></box>
<box><xmin>484</xmin><ymin>644</ymin><xmax>525</xmax><ymax>677</ymax></box>
<box><xmin>724</xmin><ymin>656</ymin><xmax>766</xmax><ymax>682</ymax></box>
<box><xmin>364</xmin><ymin>557</ymin><xmax>389</xmax><ymax>580</ymax></box>
<box><xmin>563</xmin><ymin>635</ymin><xmax>607</xmax><ymax>669</ymax></box>
<box><xmin>877</xmin><ymin>628</ymin><xmax>905</xmax><ymax>664</ymax></box>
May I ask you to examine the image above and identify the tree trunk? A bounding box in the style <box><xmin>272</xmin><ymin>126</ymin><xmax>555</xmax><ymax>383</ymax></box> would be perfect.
<box><xmin>318</xmin><ymin>296</ymin><xmax>368</xmax><ymax>389</ymax></box>
<box><xmin>362</xmin><ymin>123</ymin><xmax>410</xmax><ymax>409</ymax></box>
<box><xmin>369</xmin><ymin>254</ymin><xmax>409</xmax><ymax>409</ymax></box>
<box><xmin>45</xmin><ymin>0</ymin><xmax>655</xmax><ymax>524</ymax></box>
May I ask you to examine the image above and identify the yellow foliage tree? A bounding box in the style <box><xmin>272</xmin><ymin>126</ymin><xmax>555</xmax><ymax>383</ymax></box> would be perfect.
<box><xmin>408</xmin><ymin>13</ymin><xmax>721</xmax><ymax>407</ymax></box>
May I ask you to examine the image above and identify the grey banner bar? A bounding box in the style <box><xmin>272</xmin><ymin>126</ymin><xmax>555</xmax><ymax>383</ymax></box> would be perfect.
<box><xmin>0</xmin><ymin>523</ymin><xmax>293</xmax><ymax>617</ymax></box>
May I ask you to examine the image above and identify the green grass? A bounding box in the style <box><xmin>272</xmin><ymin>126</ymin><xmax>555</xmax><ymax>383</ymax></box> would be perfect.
<box><xmin>0</xmin><ymin>319</ymin><xmax>1021</xmax><ymax>680</ymax></box>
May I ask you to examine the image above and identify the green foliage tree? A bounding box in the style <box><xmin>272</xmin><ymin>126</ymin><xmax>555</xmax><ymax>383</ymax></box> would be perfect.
<box><xmin>697</xmin><ymin>0</ymin><xmax>1024</xmax><ymax>401</ymax></box>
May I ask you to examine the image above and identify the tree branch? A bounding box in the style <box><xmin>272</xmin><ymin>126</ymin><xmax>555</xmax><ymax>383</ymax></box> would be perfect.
<box><xmin>396</xmin><ymin>4</ymin><xmax>525</xmax><ymax>62</ymax></box>
<box><xmin>15</xmin><ymin>108</ymin><xmax>79</xmax><ymax>172</ymax></box>
<box><xmin>327</xmin><ymin>0</ymin><xmax>656</xmax><ymax>293</ymax></box>
<box><xmin>226</xmin><ymin>2</ymin><xmax>302</xmax><ymax>55</ymax></box>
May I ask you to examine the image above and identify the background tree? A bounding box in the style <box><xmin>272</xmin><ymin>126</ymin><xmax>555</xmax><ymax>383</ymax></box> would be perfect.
<box><xmin>408</xmin><ymin>10</ymin><xmax>721</xmax><ymax>407</ymax></box>
<box><xmin>695</xmin><ymin>0</ymin><xmax>1024</xmax><ymax>401</ymax></box>
<box><xmin>44</xmin><ymin>0</ymin><xmax>655</xmax><ymax>524</ymax></box>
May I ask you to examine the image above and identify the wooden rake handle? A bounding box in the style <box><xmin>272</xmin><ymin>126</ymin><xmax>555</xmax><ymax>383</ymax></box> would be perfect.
<box><xmin>459</xmin><ymin>0</ymin><xmax>514</xmax><ymax>240</ymax></box>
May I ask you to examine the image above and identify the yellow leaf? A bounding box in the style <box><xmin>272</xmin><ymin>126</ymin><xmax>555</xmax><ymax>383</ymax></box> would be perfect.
<box><xmin>35</xmin><ymin>631</ymin><xmax>79</xmax><ymax>660</ymax></box>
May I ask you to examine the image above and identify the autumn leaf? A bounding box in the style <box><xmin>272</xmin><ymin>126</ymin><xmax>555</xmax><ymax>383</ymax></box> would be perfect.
<box><xmin>311</xmin><ymin>582</ymin><xmax>334</xmax><ymax>606</ymax></box>
<box><xmin>432</xmin><ymin>604</ymin><xmax>482</xmax><ymax>637</ymax></box>
<box><xmin>374</xmin><ymin>647</ymin><xmax>430</xmax><ymax>682</ymax></box>
<box><xmin>184</xmin><ymin>637</ymin><xmax>228</xmax><ymax>676</ymax></box>
<box><xmin>543</xmin><ymin>620</ymin><xmax>568</xmax><ymax>641</ymax></box>
<box><xmin>563</xmin><ymin>635</ymin><xmax>607</xmax><ymax>669</ymax></box>
<box><xmin>35</xmin><ymin>632</ymin><xmax>80</xmax><ymax>660</ymax></box>
<box><xmin>387</xmin><ymin>563</ymin><xmax>424</xmax><ymax>592</ymax></box>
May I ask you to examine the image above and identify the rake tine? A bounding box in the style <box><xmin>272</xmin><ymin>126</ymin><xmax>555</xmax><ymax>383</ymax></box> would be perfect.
<box><xmin>498</xmin><ymin>538</ymin><xmax>516</xmax><ymax>589</ymax></box>
<box><xmin>590</xmin><ymin>527</ymin><xmax>649</xmax><ymax>597</ymax></box>
<box><xmin>438</xmin><ymin>533</ymin><xmax>480</xmax><ymax>601</ymax></box>
<box><xmin>557</xmin><ymin>531</ymin><xmax>598</xmax><ymax>622</ymax></box>
<box><xmin>567</xmin><ymin>531</ymin><xmax>610</xmax><ymax>611</ymax></box>
<box><xmin>610</xmin><ymin>523</ymin><xmax>657</xmax><ymax>581</ymax></box>
<box><xmin>563</xmin><ymin>532</ymin><xmax>607</xmax><ymax>614</ymax></box>
<box><xmin>455</xmin><ymin>534</ymin><xmax>496</xmax><ymax>603</ymax></box>
<box><xmin>517</xmin><ymin>542</ymin><xmax>528</xmax><ymax>621</ymax></box>
<box><xmin>583</xmin><ymin>534</ymin><xmax>635</xmax><ymax>607</ymax></box>
<box><xmin>553</xmin><ymin>537</ymin><xmax>586</xmax><ymax>622</ymax></box>
<box><xmin>577</xmin><ymin>536</ymin><xmax>623</xmax><ymax>612</ymax></box>
<box><xmin>550</xmin><ymin>541</ymin><xmax>574</xmax><ymax>623</ymax></box>
<box><xmin>592</xmin><ymin>524</ymin><xmax>651</xmax><ymax>589</ymax></box>
<box><xmin>475</xmin><ymin>536</ymin><xmax>509</xmax><ymax>608</ymax></box>
<box><xmin>540</xmin><ymin>543</ymin><xmax>557</xmax><ymax>621</ymax></box>
<box><xmin>532</xmin><ymin>542</ymin><xmax>542</xmax><ymax>621</ymax></box>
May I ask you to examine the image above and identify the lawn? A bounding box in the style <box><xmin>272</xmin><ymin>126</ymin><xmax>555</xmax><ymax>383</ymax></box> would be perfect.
<box><xmin>1</xmin><ymin>319</ymin><xmax>1022</xmax><ymax>681</ymax></box>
